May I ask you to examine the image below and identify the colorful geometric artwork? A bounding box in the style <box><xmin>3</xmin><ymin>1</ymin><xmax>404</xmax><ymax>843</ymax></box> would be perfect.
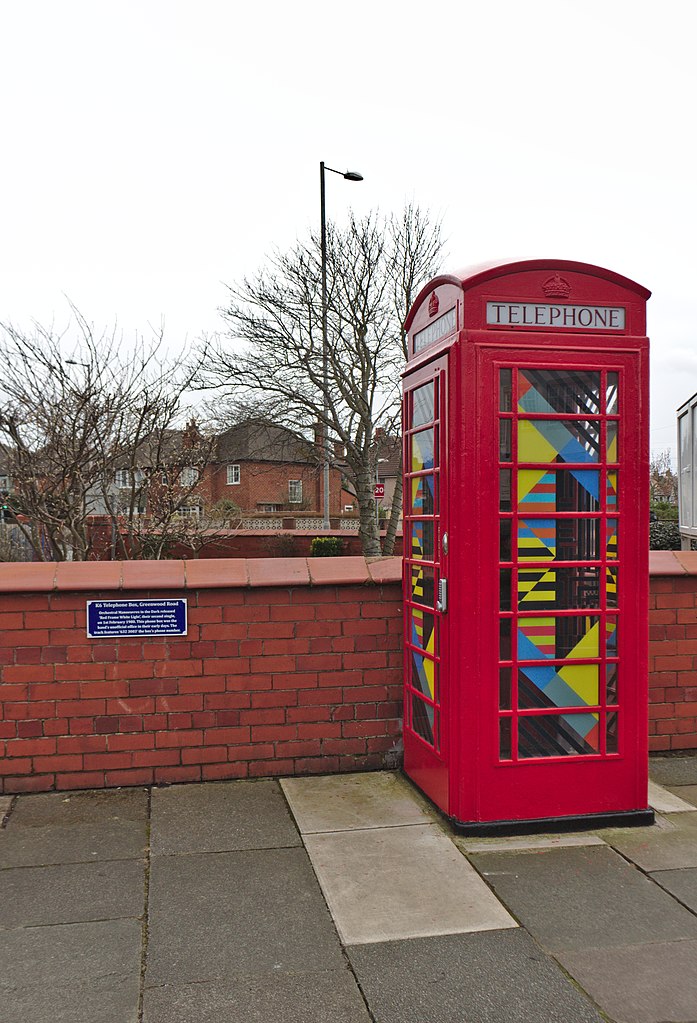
<box><xmin>411</xmin><ymin>473</ymin><xmax>435</xmax><ymax>515</ymax></box>
<box><xmin>518</xmin><ymin>663</ymin><xmax>599</xmax><ymax>709</ymax></box>
<box><xmin>607</xmin><ymin>471</ymin><xmax>618</xmax><ymax>509</ymax></box>
<box><xmin>411</xmin><ymin>429</ymin><xmax>434</xmax><ymax>473</ymax></box>
<box><xmin>518</xmin><ymin>468</ymin><xmax>600</xmax><ymax>513</ymax></box>
<box><xmin>411</xmin><ymin>520</ymin><xmax>434</xmax><ymax>561</ymax></box>
<box><xmin>411</xmin><ymin>564</ymin><xmax>435</xmax><ymax>608</ymax></box>
<box><xmin>519</xmin><ymin>712</ymin><xmax>600</xmax><ymax>758</ymax></box>
<box><xmin>517</xmin><ymin>419</ymin><xmax>600</xmax><ymax>464</ymax></box>
<box><xmin>411</xmin><ymin>649</ymin><xmax>436</xmax><ymax>701</ymax></box>
<box><xmin>518</xmin><ymin>369</ymin><xmax>601</xmax><ymax>416</ymax></box>
<box><xmin>517</xmin><ymin>615</ymin><xmax>600</xmax><ymax>661</ymax></box>
<box><xmin>411</xmin><ymin>607</ymin><xmax>436</xmax><ymax>657</ymax></box>
<box><xmin>607</xmin><ymin>423</ymin><xmax>618</xmax><ymax>462</ymax></box>
<box><xmin>607</xmin><ymin>519</ymin><xmax>618</xmax><ymax>559</ymax></box>
<box><xmin>517</xmin><ymin>567</ymin><xmax>602</xmax><ymax>612</ymax></box>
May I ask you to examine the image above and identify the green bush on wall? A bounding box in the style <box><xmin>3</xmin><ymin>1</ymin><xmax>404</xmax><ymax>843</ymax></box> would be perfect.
<box><xmin>311</xmin><ymin>537</ymin><xmax>344</xmax><ymax>557</ymax></box>
<box><xmin>650</xmin><ymin>521</ymin><xmax>681</xmax><ymax>550</ymax></box>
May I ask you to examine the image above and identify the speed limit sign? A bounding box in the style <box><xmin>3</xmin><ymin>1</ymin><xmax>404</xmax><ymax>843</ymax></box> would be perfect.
<box><xmin>373</xmin><ymin>483</ymin><xmax>385</xmax><ymax>500</ymax></box>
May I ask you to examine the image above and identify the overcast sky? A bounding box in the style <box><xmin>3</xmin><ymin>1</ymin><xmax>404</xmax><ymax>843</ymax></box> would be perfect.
<box><xmin>1</xmin><ymin>1</ymin><xmax>694</xmax><ymax>457</ymax></box>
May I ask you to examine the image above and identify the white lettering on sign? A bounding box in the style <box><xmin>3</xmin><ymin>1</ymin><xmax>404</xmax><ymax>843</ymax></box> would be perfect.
<box><xmin>413</xmin><ymin>307</ymin><xmax>457</xmax><ymax>352</ymax></box>
<box><xmin>486</xmin><ymin>302</ymin><xmax>625</xmax><ymax>331</ymax></box>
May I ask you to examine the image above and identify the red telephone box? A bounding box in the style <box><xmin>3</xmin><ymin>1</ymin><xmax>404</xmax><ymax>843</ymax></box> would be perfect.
<box><xmin>402</xmin><ymin>259</ymin><xmax>653</xmax><ymax>833</ymax></box>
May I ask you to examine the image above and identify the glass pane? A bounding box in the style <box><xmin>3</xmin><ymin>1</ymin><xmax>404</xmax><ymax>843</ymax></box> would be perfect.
<box><xmin>499</xmin><ymin>369</ymin><xmax>512</xmax><ymax>411</ymax></box>
<box><xmin>500</xmin><ymin>717</ymin><xmax>512</xmax><ymax>759</ymax></box>
<box><xmin>410</xmin><ymin>474</ymin><xmax>435</xmax><ymax>515</ymax></box>
<box><xmin>412</xmin><ymin>694</ymin><xmax>434</xmax><ymax>746</ymax></box>
<box><xmin>518</xmin><ymin>468</ymin><xmax>600</xmax><ymax>514</ymax></box>
<box><xmin>500</xmin><ymin>469</ymin><xmax>512</xmax><ymax>511</ymax></box>
<box><xmin>411</xmin><ymin>429</ymin><xmax>435</xmax><ymax>472</ymax></box>
<box><xmin>518</xmin><ymin>369</ymin><xmax>601</xmax><ymax>416</ymax></box>
<box><xmin>411</xmin><ymin>565</ymin><xmax>435</xmax><ymax>607</ymax></box>
<box><xmin>500</xmin><ymin>618</ymin><xmax>512</xmax><ymax>661</ymax></box>
<box><xmin>606</xmin><ymin>618</ymin><xmax>618</xmax><ymax>655</ymax></box>
<box><xmin>518</xmin><ymin>519</ymin><xmax>602</xmax><ymax>562</ymax></box>
<box><xmin>606</xmin><ymin>663</ymin><xmax>618</xmax><ymax>704</ymax></box>
<box><xmin>518</xmin><ymin>664</ymin><xmax>599</xmax><ymax>709</ymax></box>
<box><xmin>519</xmin><ymin>712</ymin><xmax>600</xmax><ymax>758</ymax></box>
<box><xmin>518</xmin><ymin>615</ymin><xmax>601</xmax><ymax>660</ymax></box>
<box><xmin>606</xmin><ymin>566</ymin><xmax>618</xmax><ymax>608</ymax></box>
<box><xmin>606</xmin><ymin>711</ymin><xmax>618</xmax><ymax>753</ymax></box>
<box><xmin>500</xmin><ymin>520</ymin><xmax>512</xmax><ymax>561</ymax></box>
<box><xmin>411</xmin><ymin>520</ymin><xmax>435</xmax><ymax>561</ymax></box>
<box><xmin>607</xmin><ymin>470</ymin><xmax>618</xmax><ymax>510</ymax></box>
<box><xmin>499</xmin><ymin>669</ymin><xmax>511</xmax><ymax>709</ymax></box>
<box><xmin>411</xmin><ymin>649</ymin><xmax>437</xmax><ymax>701</ymax></box>
<box><xmin>410</xmin><ymin>608</ymin><xmax>437</xmax><ymax>656</ymax></box>
<box><xmin>500</xmin><ymin>569</ymin><xmax>512</xmax><ymax>611</ymax></box>
<box><xmin>499</xmin><ymin>420</ymin><xmax>512</xmax><ymax>461</ymax></box>
<box><xmin>607</xmin><ymin>422</ymin><xmax>618</xmax><ymax>463</ymax></box>
<box><xmin>412</xmin><ymin>383</ymin><xmax>435</xmax><ymax>427</ymax></box>
<box><xmin>517</xmin><ymin>567</ymin><xmax>603</xmax><ymax>612</ymax></box>
<box><xmin>518</xmin><ymin>420</ymin><xmax>600</xmax><ymax>464</ymax></box>
<box><xmin>606</xmin><ymin>519</ymin><xmax>618</xmax><ymax>559</ymax></box>
<box><xmin>606</xmin><ymin>373</ymin><xmax>619</xmax><ymax>414</ymax></box>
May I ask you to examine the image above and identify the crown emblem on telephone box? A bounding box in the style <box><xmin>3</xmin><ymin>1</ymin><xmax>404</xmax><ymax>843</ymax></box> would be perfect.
<box><xmin>428</xmin><ymin>291</ymin><xmax>439</xmax><ymax>317</ymax></box>
<box><xmin>542</xmin><ymin>274</ymin><xmax>571</xmax><ymax>299</ymax></box>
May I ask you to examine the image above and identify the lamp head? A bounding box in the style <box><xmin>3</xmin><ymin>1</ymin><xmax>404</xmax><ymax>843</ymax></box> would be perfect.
<box><xmin>343</xmin><ymin>171</ymin><xmax>363</xmax><ymax>181</ymax></box>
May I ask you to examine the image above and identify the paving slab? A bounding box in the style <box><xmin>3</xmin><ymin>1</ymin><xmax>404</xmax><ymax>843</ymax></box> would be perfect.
<box><xmin>9</xmin><ymin>788</ymin><xmax>148</xmax><ymax>826</ymax></box>
<box><xmin>649</xmin><ymin>755</ymin><xmax>697</xmax><ymax>787</ymax></box>
<box><xmin>146</xmin><ymin>847</ymin><xmax>343</xmax><ymax>985</ymax></box>
<box><xmin>650</xmin><ymin>866</ymin><xmax>697</xmax><ymax>913</ymax></box>
<box><xmin>304</xmin><ymin>822</ymin><xmax>516</xmax><ymax>945</ymax></box>
<box><xmin>470</xmin><ymin>844</ymin><xmax>697</xmax><ymax>951</ymax></box>
<box><xmin>281</xmin><ymin>771</ymin><xmax>434</xmax><ymax>834</ymax></box>
<box><xmin>604</xmin><ymin>810</ymin><xmax>697</xmax><ymax>870</ymax></box>
<box><xmin>557</xmin><ymin>939</ymin><xmax>697</xmax><ymax>1023</ymax></box>
<box><xmin>150</xmin><ymin>779</ymin><xmax>300</xmax><ymax>855</ymax></box>
<box><xmin>143</xmin><ymin>968</ymin><xmax>371</xmax><ymax>1023</ymax></box>
<box><xmin>0</xmin><ymin>918</ymin><xmax>141</xmax><ymax>1023</ymax></box>
<box><xmin>0</xmin><ymin>859</ymin><xmax>144</xmax><ymax>928</ymax></box>
<box><xmin>456</xmin><ymin>832</ymin><xmax>605</xmax><ymax>854</ymax></box>
<box><xmin>667</xmin><ymin>783</ymin><xmax>697</xmax><ymax>807</ymax></box>
<box><xmin>0</xmin><ymin>818</ymin><xmax>148</xmax><ymax>866</ymax></box>
<box><xmin>648</xmin><ymin>778</ymin><xmax>697</xmax><ymax>813</ymax></box>
<box><xmin>348</xmin><ymin>929</ymin><xmax>606</xmax><ymax>1023</ymax></box>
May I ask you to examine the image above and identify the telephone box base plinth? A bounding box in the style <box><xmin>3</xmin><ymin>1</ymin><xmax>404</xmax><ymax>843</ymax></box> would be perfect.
<box><xmin>449</xmin><ymin>808</ymin><xmax>655</xmax><ymax>838</ymax></box>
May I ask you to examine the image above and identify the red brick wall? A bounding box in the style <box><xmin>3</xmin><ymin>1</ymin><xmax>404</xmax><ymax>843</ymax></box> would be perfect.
<box><xmin>0</xmin><ymin>558</ymin><xmax>402</xmax><ymax>794</ymax></box>
<box><xmin>1</xmin><ymin>553</ymin><xmax>696</xmax><ymax>795</ymax></box>
<box><xmin>648</xmin><ymin>551</ymin><xmax>697</xmax><ymax>752</ymax></box>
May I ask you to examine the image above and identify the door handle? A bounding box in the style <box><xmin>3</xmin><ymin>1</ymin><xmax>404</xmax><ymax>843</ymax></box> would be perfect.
<box><xmin>437</xmin><ymin>578</ymin><xmax>448</xmax><ymax>614</ymax></box>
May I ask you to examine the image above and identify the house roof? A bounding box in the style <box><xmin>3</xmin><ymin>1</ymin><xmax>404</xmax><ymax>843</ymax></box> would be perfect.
<box><xmin>215</xmin><ymin>421</ymin><xmax>316</xmax><ymax>464</ymax></box>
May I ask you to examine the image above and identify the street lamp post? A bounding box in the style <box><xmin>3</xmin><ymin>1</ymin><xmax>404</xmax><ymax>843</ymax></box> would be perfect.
<box><xmin>320</xmin><ymin>161</ymin><xmax>363</xmax><ymax>528</ymax></box>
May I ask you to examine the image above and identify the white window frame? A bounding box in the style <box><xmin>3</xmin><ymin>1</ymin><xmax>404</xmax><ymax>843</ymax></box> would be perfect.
<box><xmin>227</xmin><ymin>464</ymin><xmax>241</xmax><ymax>485</ymax></box>
<box><xmin>177</xmin><ymin>503</ymin><xmax>201</xmax><ymax>520</ymax></box>
<box><xmin>0</xmin><ymin>475</ymin><xmax>11</xmax><ymax>492</ymax></box>
<box><xmin>288</xmin><ymin>480</ymin><xmax>302</xmax><ymax>504</ymax></box>
<box><xmin>179</xmin><ymin>467</ymin><xmax>199</xmax><ymax>487</ymax></box>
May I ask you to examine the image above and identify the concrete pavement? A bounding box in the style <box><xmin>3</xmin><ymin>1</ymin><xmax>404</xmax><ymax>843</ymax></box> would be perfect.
<box><xmin>0</xmin><ymin>758</ymin><xmax>695</xmax><ymax>1022</ymax></box>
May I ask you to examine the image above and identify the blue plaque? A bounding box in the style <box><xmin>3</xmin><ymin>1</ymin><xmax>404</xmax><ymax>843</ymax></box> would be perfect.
<box><xmin>86</xmin><ymin>598</ymin><xmax>187</xmax><ymax>638</ymax></box>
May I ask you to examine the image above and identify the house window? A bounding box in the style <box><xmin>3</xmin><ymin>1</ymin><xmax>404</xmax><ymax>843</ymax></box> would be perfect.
<box><xmin>115</xmin><ymin>469</ymin><xmax>143</xmax><ymax>488</ymax></box>
<box><xmin>289</xmin><ymin>480</ymin><xmax>302</xmax><ymax>504</ymax></box>
<box><xmin>227</xmin><ymin>464</ymin><xmax>241</xmax><ymax>485</ymax></box>
<box><xmin>259</xmin><ymin>504</ymin><xmax>280</xmax><ymax>512</ymax></box>
<box><xmin>179</xmin><ymin>467</ymin><xmax>199</xmax><ymax>487</ymax></box>
<box><xmin>177</xmin><ymin>503</ymin><xmax>201</xmax><ymax>520</ymax></box>
<box><xmin>0</xmin><ymin>475</ymin><xmax>11</xmax><ymax>492</ymax></box>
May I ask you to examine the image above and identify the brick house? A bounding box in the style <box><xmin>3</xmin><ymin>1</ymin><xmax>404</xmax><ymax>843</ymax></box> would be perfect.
<box><xmin>202</xmin><ymin>421</ymin><xmax>344</xmax><ymax>520</ymax></box>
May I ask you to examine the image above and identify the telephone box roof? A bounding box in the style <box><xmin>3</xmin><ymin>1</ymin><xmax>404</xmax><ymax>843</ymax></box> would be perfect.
<box><xmin>404</xmin><ymin>258</ymin><xmax>651</xmax><ymax>333</ymax></box>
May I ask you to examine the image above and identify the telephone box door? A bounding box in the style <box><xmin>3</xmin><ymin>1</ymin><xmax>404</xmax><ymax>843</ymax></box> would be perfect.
<box><xmin>402</xmin><ymin>356</ymin><xmax>449</xmax><ymax>810</ymax></box>
<box><xmin>470</xmin><ymin>347</ymin><xmax>646</xmax><ymax>823</ymax></box>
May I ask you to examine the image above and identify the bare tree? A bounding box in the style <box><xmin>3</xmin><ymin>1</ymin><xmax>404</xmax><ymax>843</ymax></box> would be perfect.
<box><xmin>0</xmin><ymin>310</ymin><xmax>221</xmax><ymax>561</ymax></box>
<box><xmin>200</xmin><ymin>205</ymin><xmax>444</xmax><ymax>556</ymax></box>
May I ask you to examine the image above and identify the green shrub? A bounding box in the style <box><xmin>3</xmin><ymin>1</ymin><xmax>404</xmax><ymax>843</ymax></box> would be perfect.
<box><xmin>311</xmin><ymin>536</ymin><xmax>344</xmax><ymax>557</ymax></box>
<box><xmin>651</xmin><ymin>501</ymin><xmax>678</xmax><ymax>522</ymax></box>
<box><xmin>649</xmin><ymin>521</ymin><xmax>681</xmax><ymax>550</ymax></box>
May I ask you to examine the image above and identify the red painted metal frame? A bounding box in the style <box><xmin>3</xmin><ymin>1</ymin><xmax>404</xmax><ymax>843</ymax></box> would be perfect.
<box><xmin>403</xmin><ymin>260</ymin><xmax>650</xmax><ymax>829</ymax></box>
